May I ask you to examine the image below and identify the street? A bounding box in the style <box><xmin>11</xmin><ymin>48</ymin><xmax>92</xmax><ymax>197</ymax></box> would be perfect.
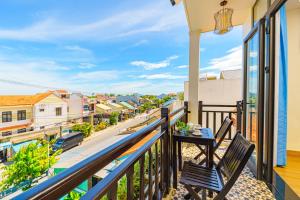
<box><xmin>55</xmin><ymin>112</ymin><xmax>154</xmax><ymax>168</ymax></box>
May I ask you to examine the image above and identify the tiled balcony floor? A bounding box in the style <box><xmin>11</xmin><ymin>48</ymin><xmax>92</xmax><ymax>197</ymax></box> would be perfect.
<box><xmin>172</xmin><ymin>141</ymin><xmax>275</xmax><ymax>200</ymax></box>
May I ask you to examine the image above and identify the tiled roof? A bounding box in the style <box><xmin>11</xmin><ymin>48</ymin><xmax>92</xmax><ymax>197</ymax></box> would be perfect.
<box><xmin>0</xmin><ymin>92</ymin><xmax>52</xmax><ymax>107</ymax></box>
<box><xmin>119</xmin><ymin>102</ymin><xmax>135</xmax><ymax>110</ymax></box>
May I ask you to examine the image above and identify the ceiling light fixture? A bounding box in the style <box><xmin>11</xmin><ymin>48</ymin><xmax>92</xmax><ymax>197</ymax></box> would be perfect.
<box><xmin>214</xmin><ymin>0</ymin><xmax>233</xmax><ymax>35</ymax></box>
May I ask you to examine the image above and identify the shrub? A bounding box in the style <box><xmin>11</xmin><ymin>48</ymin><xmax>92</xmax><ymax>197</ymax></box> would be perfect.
<box><xmin>72</xmin><ymin>123</ymin><xmax>93</xmax><ymax>138</ymax></box>
<box><xmin>109</xmin><ymin>112</ymin><xmax>119</xmax><ymax>125</ymax></box>
<box><xmin>95</xmin><ymin>121</ymin><xmax>109</xmax><ymax>131</ymax></box>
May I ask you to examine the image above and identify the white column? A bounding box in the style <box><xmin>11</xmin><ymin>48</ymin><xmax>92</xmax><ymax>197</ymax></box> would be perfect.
<box><xmin>188</xmin><ymin>31</ymin><xmax>200</xmax><ymax>124</ymax></box>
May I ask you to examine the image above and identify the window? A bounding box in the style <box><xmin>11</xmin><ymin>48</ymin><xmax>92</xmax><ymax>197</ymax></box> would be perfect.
<box><xmin>17</xmin><ymin>110</ymin><xmax>26</xmax><ymax>121</ymax></box>
<box><xmin>39</xmin><ymin>108</ymin><xmax>45</xmax><ymax>112</ymax></box>
<box><xmin>2</xmin><ymin>131</ymin><xmax>12</xmax><ymax>136</ymax></box>
<box><xmin>2</xmin><ymin>111</ymin><xmax>12</xmax><ymax>123</ymax></box>
<box><xmin>56</xmin><ymin>107</ymin><xmax>62</xmax><ymax>116</ymax></box>
<box><xmin>17</xmin><ymin>128</ymin><xmax>26</xmax><ymax>133</ymax></box>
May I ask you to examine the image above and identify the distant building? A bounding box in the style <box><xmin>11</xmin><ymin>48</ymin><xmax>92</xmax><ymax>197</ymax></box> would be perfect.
<box><xmin>32</xmin><ymin>93</ymin><xmax>68</xmax><ymax>131</ymax></box>
<box><xmin>0</xmin><ymin>96</ymin><xmax>33</xmax><ymax>136</ymax></box>
<box><xmin>184</xmin><ymin>69</ymin><xmax>242</xmax><ymax>105</ymax></box>
<box><xmin>157</xmin><ymin>94</ymin><xmax>167</xmax><ymax>99</ymax></box>
<box><xmin>220</xmin><ymin>69</ymin><xmax>242</xmax><ymax>80</ymax></box>
<box><xmin>116</xmin><ymin>95</ymin><xmax>140</xmax><ymax>106</ymax></box>
<box><xmin>52</xmin><ymin>90</ymin><xmax>84</xmax><ymax>122</ymax></box>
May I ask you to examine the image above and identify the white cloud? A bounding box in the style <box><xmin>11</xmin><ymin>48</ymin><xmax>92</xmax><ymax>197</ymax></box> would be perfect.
<box><xmin>78</xmin><ymin>62</ymin><xmax>96</xmax><ymax>69</ymax></box>
<box><xmin>0</xmin><ymin>3</ymin><xmax>186</xmax><ymax>42</ymax></box>
<box><xmin>201</xmin><ymin>45</ymin><xmax>242</xmax><ymax>73</ymax></box>
<box><xmin>64</xmin><ymin>45</ymin><xmax>91</xmax><ymax>54</ymax></box>
<box><xmin>100</xmin><ymin>81</ymin><xmax>184</xmax><ymax>95</ymax></box>
<box><xmin>138</xmin><ymin>73</ymin><xmax>186</xmax><ymax>80</ymax></box>
<box><xmin>72</xmin><ymin>70</ymin><xmax>118</xmax><ymax>81</ymax></box>
<box><xmin>131</xmin><ymin>55</ymin><xmax>178</xmax><ymax>70</ymax></box>
<box><xmin>131</xmin><ymin>40</ymin><xmax>149</xmax><ymax>47</ymax></box>
<box><xmin>177</xmin><ymin>65</ymin><xmax>188</xmax><ymax>69</ymax></box>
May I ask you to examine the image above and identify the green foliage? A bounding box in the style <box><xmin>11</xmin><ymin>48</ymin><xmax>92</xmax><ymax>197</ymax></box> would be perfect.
<box><xmin>95</xmin><ymin>121</ymin><xmax>109</xmax><ymax>131</ymax></box>
<box><xmin>109</xmin><ymin>112</ymin><xmax>119</xmax><ymax>125</ymax></box>
<box><xmin>72</xmin><ymin>123</ymin><xmax>93</xmax><ymax>138</ymax></box>
<box><xmin>0</xmin><ymin>141</ymin><xmax>61</xmax><ymax>191</ymax></box>
<box><xmin>161</xmin><ymin>95</ymin><xmax>172</xmax><ymax>104</ymax></box>
<box><xmin>178</xmin><ymin>92</ymin><xmax>184</xmax><ymax>101</ymax></box>
<box><xmin>139</xmin><ymin>102</ymin><xmax>155</xmax><ymax>113</ymax></box>
<box><xmin>176</xmin><ymin>120</ymin><xmax>190</xmax><ymax>132</ymax></box>
<box><xmin>64</xmin><ymin>191</ymin><xmax>84</xmax><ymax>200</ymax></box>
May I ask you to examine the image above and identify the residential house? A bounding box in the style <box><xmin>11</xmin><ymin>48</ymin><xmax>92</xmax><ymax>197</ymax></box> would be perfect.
<box><xmin>32</xmin><ymin>92</ymin><xmax>68</xmax><ymax>131</ymax></box>
<box><xmin>116</xmin><ymin>95</ymin><xmax>140</xmax><ymax>106</ymax></box>
<box><xmin>0</xmin><ymin>96</ymin><xmax>33</xmax><ymax>136</ymax></box>
<box><xmin>52</xmin><ymin>90</ymin><xmax>84</xmax><ymax>122</ymax></box>
<box><xmin>107</xmin><ymin>102</ymin><xmax>124</xmax><ymax>113</ymax></box>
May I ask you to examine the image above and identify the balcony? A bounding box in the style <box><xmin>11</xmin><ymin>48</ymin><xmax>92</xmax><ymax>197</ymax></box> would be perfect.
<box><xmin>11</xmin><ymin>103</ymin><xmax>274</xmax><ymax>200</ymax></box>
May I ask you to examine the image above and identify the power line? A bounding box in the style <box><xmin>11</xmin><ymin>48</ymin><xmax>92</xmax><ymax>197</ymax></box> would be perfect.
<box><xmin>0</xmin><ymin>78</ymin><xmax>93</xmax><ymax>95</ymax></box>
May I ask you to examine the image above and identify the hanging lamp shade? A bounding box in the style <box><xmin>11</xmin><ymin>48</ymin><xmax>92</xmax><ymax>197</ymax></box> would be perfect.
<box><xmin>214</xmin><ymin>0</ymin><xmax>233</xmax><ymax>35</ymax></box>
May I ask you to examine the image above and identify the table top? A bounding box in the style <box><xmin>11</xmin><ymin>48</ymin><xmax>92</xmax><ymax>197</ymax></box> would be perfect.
<box><xmin>173</xmin><ymin>128</ymin><xmax>214</xmax><ymax>142</ymax></box>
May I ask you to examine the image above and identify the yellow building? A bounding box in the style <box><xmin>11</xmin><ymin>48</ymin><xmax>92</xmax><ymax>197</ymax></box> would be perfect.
<box><xmin>0</xmin><ymin>96</ymin><xmax>34</xmax><ymax>136</ymax></box>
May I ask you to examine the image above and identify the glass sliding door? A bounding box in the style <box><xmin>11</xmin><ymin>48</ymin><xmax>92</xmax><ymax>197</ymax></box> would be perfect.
<box><xmin>243</xmin><ymin>19</ymin><xmax>265</xmax><ymax>179</ymax></box>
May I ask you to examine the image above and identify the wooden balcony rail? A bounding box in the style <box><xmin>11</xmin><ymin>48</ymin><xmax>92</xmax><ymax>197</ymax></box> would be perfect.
<box><xmin>13</xmin><ymin>105</ymin><xmax>187</xmax><ymax>200</ymax></box>
<box><xmin>198</xmin><ymin>101</ymin><xmax>242</xmax><ymax>140</ymax></box>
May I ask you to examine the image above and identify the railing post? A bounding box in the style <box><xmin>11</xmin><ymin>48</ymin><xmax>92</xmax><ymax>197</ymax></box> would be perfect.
<box><xmin>161</xmin><ymin>107</ymin><xmax>170</xmax><ymax>195</ymax></box>
<box><xmin>184</xmin><ymin>101</ymin><xmax>188</xmax><ymax>123</ymax></box>
<box><xmin>198</xmin><ymin>101</ymin><xmax>203</xmax><ymax>125</ymax></box>
<box><xmin>236</xmin><ymin>101</ymin><xmax>242</xmax><ymax>132</ymax></box>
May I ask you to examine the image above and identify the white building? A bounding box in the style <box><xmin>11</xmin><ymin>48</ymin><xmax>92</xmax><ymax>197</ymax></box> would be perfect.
<box><xmin>184</xmin><ymin>69</ymin><xmax>242</xmax><ymax>105</ymax></box>
<box><xmin>32</xmin><ymin>93</ymin><xmax>68</xmax><ymax>130</ymax></box>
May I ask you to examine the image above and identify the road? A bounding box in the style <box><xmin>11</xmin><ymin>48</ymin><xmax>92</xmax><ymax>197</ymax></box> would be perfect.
<box><xmin>55</xmin><ymin>112</ymin><xmax>155</xmax><ymax>168</ymax></box>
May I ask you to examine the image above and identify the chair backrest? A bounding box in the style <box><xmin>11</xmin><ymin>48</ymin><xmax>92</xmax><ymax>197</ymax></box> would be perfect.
<box><xmin>214</xmin><ymin>117</ymin><xmax>233</xmax><ymax>150</ymax></box>
<box><xmin>215</xmin><ymin>133</ymin><xmax>255</xmax><ymax>200</ymax></box>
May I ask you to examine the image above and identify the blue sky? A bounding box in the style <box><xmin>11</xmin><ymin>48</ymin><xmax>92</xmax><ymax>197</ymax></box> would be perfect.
<box><xmin>0</xmin><ymin>0</ymin><xmax>243</xmax><ymax>95</ymax></box>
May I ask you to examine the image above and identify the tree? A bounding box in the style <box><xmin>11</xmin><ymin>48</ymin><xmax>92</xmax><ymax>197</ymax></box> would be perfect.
<box><xmin>139</xmin><ymin>102</ymin><xmax>154</xmax><ymax>113</ymax></box>
<box><xmin>64</xmin><ymin>191</ymin><xmax>83</xmax><ymax>200</ymax></box>
<box><xmin>178</xmin><ymin>92</ymin><xmax>184</xmax><ymax>101</ymax></box>
<box><xmin>72</xmin><ymin>123</ymin><xmax>93</xmax><ymax>138</ymax></box>
<box><xmin>161</xmin><ymin>95</ymin><xmax>172</xmax><ymax>104</ymax></box>
<box><xmin>109</xmin><ymin>112</ymin><xmax>119</xmax><ymax>125</ymax></box>
<box><xmin>0</xmin><ymin>141</ymin><xmax>61</xmax><ymax>191</ymax></box>
<box><xmin>94</xmin><ymin>121</ymin><xmax>109</xmax><ymax>131</ymax></box>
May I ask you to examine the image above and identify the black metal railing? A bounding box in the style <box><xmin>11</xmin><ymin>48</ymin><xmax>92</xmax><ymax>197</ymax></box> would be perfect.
<box><xmin>198</xmin><ymin>101</ymin><xmax>242</xmax><ymax>140</ymax></box>
<box><xmin>14</xmin><ymin>105</ymin><xmax>187</xmax><ymax>200</ymax></box>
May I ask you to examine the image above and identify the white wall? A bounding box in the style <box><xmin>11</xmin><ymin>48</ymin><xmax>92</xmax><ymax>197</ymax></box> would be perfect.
<box><xmin>33</xmin><ymin>95</ymin><xmax>68</xmax><ymax>130</ymax></box>
<box><xmin>67</xmin><ymin>93</ymin><xmax>83</xmax><ymax>120</ymax></box>
<box><xmin>286</xmin><ymin>8</ymin><xmax>300</xmax><ymax>151</ymax></box>
<box><xmin>184</xmin><ymin>79</ymin><xmax>242</xmax><ymax>105</ymax></box>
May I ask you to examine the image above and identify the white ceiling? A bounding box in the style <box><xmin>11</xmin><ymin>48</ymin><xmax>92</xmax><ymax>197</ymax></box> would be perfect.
<box><xmin>182</xmin><ymin>0</ymin><xmax>256</xmax><ymax>32</ymax></box>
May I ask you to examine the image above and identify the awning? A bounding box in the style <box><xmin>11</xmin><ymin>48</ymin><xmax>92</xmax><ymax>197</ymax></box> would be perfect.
<box><xmin>96</xmin><ymin>103</ymin><xmax>112</xmax><ymax>111</ymax></box>
<box><xmin>0</xmin><ymin>142</ymin><xmax>12</xmax><ymax>151</ymax></box>
<box><xmin>12</xmin><ymin>140</ymin><xmax>37</xmax><ymax>153</ymax></box>
<box><xmin>119</xmin><ymin>102</ymin><xmax>135</xmax><ymax>110</ymax></box>
<box><xmin>0</xmin><ymin>124</ymin><xmax>30</xmax><ymax>132</ymax></box>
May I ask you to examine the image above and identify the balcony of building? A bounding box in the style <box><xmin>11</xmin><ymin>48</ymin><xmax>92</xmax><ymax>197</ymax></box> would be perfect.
<box><xmin>10</xmin><ymin>0</ymin><xmax>300</xmax><ymax>199</ymax></box>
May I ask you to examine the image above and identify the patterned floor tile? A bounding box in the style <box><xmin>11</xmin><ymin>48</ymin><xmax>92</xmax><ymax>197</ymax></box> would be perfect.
<box><xmin>172</xmin><ymin>142</ymin><xmax>275</xmax><ymax>200</ymax></box>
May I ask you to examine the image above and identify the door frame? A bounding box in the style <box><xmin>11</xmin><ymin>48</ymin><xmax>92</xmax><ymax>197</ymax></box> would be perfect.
<box><xmin>242</xmin><ymin>18</ymin><xmax>265</xmax><ymax>180</ymax></box>
<box><xmin>264</xmin><ymin>0</ymin><xmax>287</xmax><ymax>185</ymax></box>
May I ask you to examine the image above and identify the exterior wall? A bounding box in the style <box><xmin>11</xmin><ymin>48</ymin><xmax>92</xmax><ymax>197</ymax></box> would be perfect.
<box><xmin>67</xmin><ymin>93</ymin><xmax>83</xmax><ymax>121</ymax></box>
<box><xmin>0</xmin><ymin>105</ymin><xmax>32</xmax><ymax>135</ymax></box>
<box><xmin>184</xmin><ymin>79</ymin><xmax>242</xmax><ymax>105</ymax></box>
<box><xmin>286</xmin><ymin>8</ymin><xmax>300</xmax><ymax>151</ymax></box>
<box><xmin>82</xmin><ymin>96</ymin><xmax>90</xmax><ymax>117</ymax></box>
<box><xmin>242</xmin><ymin>8</ymin><xmax>254</xmax><ymax>37</ymax></box>
<box><xmin>32</xmin><ymin>94</ymin><xmax>68</xmax><ymax>130</ymax></box>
